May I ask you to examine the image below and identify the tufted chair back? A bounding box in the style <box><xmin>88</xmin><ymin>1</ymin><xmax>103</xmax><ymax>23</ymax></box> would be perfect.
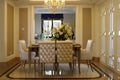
<box><xmin>39</xmin><ymin>43</ymin><xmax>55</xmax><ymax>63</ymax></box>
<box><xmin>57</xmin><ymin>41</ymin><xmax>73</xmax><ymax>63</ymax></box>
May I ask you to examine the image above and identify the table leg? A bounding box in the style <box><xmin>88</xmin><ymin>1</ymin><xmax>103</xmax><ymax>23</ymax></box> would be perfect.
<box><xmin>73</xmin><ymin>44</ymin><xmax>81</xmax><ymax>73</ymax></box>
<box><xmin>78</xmin><ymin>54</ymin><xmax>80</xmax><ymax>73</ymax></box>
<box><xmin>77</xmin><ymin>48</ymin><xmax>80</xmax><ymax>73</ymax></box>
<box><xmin>28</xmin><ymin>50</ymin><xmax>31</xmax><ymax>70</ymax></box>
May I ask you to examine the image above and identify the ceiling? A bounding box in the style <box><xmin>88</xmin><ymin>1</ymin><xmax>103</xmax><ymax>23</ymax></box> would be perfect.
<box><xmin>35</xmin><ymin>7</ymin><xmax>76</xmax><ymax>14</ymax></box>
<box><xmin>11</xmin><ymin>0</ymin><xmax>104</xmax><ymax>6</ymax></box>
<box><xmin>10</xmin><ymin>0</ymin><xmax>105</xmax><ymax>14</ymax></box>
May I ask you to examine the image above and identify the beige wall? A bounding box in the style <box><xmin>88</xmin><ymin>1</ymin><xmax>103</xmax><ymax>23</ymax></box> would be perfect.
<box><xmin>7</xmin><ymin>3</ymin><xmax>14</xmax><ymax>56</ymax></box>
<box><xmin>92</xmin><ymin>5</ymin><xmax>101</xmax><ymax>57</ymax></box>
<box><xmin>35</xmin><ymin>14</ymin><xmax>42</xmax><ymax>34</ymax></box>
<box><xmin>19</xmin><ymin>8</ymin><xmax>28</xmax><ymax>43</ymax></box>
<box><xmin>0</xmin><ymin>0</ymin><xmax>16</xmax><ymax>62</ymax></box>
<box><xmin>63</xmin><ymin>14</ymin><xmax>75</xmax><ymax>28</ymax></box>
<box><xmin>0</xmin><ymin>0</ymin><xmax>6</xmax><ymax>62</ymax></box>
<box><xmin>82</xmin><ymin>8</ymin><xmax>91</xmax><ymax>48</ymax></box>
<box><xmin>13</xmin><ymin>7</ymin><xmax>19</xmax><ymax>57</ymax></box>
<box><xmin>75</xmin><ymin>5</ymin><xmax>93</xmax><ymax>47</ymax></box>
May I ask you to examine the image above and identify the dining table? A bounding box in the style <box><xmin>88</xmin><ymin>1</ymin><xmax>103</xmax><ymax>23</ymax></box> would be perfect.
<box><xmin>73</xmin><ymin>43</ymin><xmax>81</xmax><ymax>73</ymax></box>
<box><xmin>28</xmin><ymin>44</ymin><xmax>39</xmax><ymax>69</ymax></box>
<box><xmin>28</xmin><ymin>42</ymin><xmax>81</xmax><ymax>73</ymax></box>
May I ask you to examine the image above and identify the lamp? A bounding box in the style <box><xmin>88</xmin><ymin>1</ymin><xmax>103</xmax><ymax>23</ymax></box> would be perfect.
<box><xmin>44</xmin><ymin>0</ymin><xmax>65</xmax><ymax>13</ymax></box>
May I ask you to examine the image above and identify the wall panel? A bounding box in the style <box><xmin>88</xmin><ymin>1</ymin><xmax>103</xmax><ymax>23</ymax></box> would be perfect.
<box><xmin>82</xmin><ymin>8</ymin><xmax>91</xmax><ymax>48</ymax></box>
<box><xmin>7</xmin><ymin>3</ymin><xmax>14</xmax><ymax>56</ymax></box>
<box><xmin>19</xmin><ymin>8</ymin><xmax>28</xmax><ymax>42</ymax></box>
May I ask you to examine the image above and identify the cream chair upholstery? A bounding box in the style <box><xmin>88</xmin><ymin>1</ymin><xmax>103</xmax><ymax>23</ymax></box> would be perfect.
<box><xmin>39</xmin><ymin>43</ymin><xmax>55</xmax><ymax>63</ymax></box>
<box><xmin>57</xmin><ymin>41</ymin><xmax>74</xmax><ymax>71</ymax></box>
<box><xmin>38</xmin><ymin>40</ymin><xmax>73</xmax><ymax>71</ymax></box>
<box><xmin>81</xmin><ymin>40</ymin><xmax>94</xmax><ymax>68</ymax></box>
<box><xmin>18</xmin><ymin>40</ymin><xmax>39</xmax><ymax>68</ymax></box>
<box><xmin>38</xmin><ymin>41</ymin><xmax>74</xmax><ymax>63</ymax></box>
<box><xmin>39</xmin><ymin>42</ymin><xmax>55</xmax><ymax>71</ymax></box>
<box><xmin>57</xmin><ymin>42</ymin><xmax>73</xmax><ymax>63</ymax></box>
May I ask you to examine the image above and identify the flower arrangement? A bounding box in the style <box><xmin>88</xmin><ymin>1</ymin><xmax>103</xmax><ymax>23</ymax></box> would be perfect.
<box><xmin>52</xmin><ymin>23</ymin><xmax>73</xmax><ymax>40</ymax></box>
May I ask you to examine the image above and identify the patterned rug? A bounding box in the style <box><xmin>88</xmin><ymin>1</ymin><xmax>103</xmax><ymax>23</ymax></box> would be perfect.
<box><xmin>7</xmin><ymin>63</ymin><xmax>102</xmax><ymax>79</ymax></box>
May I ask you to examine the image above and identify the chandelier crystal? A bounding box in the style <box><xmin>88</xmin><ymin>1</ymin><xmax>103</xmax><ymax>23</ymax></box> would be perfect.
<box><xmin>44</xmin><ymin>0</ymin><xmax>65</xmax><ymax>13</ymax></box>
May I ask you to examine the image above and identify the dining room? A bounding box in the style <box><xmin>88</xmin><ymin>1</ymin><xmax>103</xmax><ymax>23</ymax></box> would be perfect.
<box><xmin>0</xmin><ymin>0</ymin><xmax>120</xmax><ymax>80</ymax></box>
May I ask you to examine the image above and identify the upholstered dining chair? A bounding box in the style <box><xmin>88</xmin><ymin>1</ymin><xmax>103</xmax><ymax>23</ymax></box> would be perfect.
<box><xmin>81</xmin><ymin>40</ymin><xmax>94</xmax><ymax>70</ymax></box>
<box><xmin>57</xmin><ymin>41</ymin><xmax>74</xmax><ymax>72</ymax></box>
<box><xmin>39</xmin><ymin>42</ymin><xmax>55</xmax><ymax>71</ymax></box>
<box><xmin>38</xmin><ymin>41</ymin><xmax>73</xmax><ymax>73</ymax></box>
<box><xmin>18</xmin><ymin>40</ymin><xmax>40</xmax><ymax>70</ymax></box>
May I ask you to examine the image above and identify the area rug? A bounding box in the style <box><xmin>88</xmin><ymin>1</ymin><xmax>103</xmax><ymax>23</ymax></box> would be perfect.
<box><xmin>7</xmin><ymin>63</ymin><xmax>102</xmax><ymax>79</ymax></box>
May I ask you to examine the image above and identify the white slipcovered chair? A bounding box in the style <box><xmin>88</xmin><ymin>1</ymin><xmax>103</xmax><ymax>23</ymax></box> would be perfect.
<box><xmin>18</xmin><ymin>40</ymin><xmax>39</xmax><ymax>69</ymax></box>
<box><xmin>81</xmin><ymin>40</ymin><xmax>94</xmax><ymax>68</ymax></box>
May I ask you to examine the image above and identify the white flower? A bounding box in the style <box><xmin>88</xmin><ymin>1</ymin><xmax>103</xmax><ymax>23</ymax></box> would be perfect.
<box><xmin>52</xmin><ymin>28</ymin><xmax>57</xmax><ymax>33</ymax></box>
<box><xmin>64</xmin><ymin>25</ymin><xmax>68</xmax><ymax>30</ymax></box>
<box><xmin>55</xmin><ymin>33</ymin><xmax>59</xmax><ymax>38</ymax></box>
<box><xmin>57</xmin><ymin>24</ymin><xmax>62</xmax><ymax>30</ymax></box>
<box><xmin>52</xmin><ymin>23</ymin><xmax>73</xmax><ymax>40</ymax></box>
<box><xmin>64</xmin><ymin>34</ymin><xmax>68</xmax><ymax>38</ymax></box>
<box><xmin>59</xmin><ymin>31</ymin><xmax>63</xmax><ymax>35</ymax></box>
<box><xmin>68</xmin><ymin>32</ymin><xmax>73</xmax><ymax>36</ymax></box>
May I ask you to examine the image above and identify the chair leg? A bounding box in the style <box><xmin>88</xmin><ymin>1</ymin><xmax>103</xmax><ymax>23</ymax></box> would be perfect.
<box><xmin>38</xmin><ymin>59</ymin><xmax>40</xmax><ymax>72</ymax></box>
<box><xmin>89</xmin><ymin>60</ymin><xmax>94</xmax><ymax>71</ymax></box>
<box><xmin>34</xmin><ymin>60</ymin><xmax>36</xmax><ymax>72</ymax></box>
<box><xmin>73</xmin><ymin>58</ymin><xmax>76</xmax><ymax>70</ymax></box>
<box><xmin>69</xmin><ymin>62</ymin><xmax>73</xmax><ymax>72</ymax></box>
<box><xmin>73</xmin><ymin>60</ymin><xmax>75</xmax><ymax>70</ymax></box>
<box><xmin>40</xmin><ymin>63</ymin><xmax>44</xmax><ymax>73</ymax></box>
<box><xmin>20</xmin><ymin>60</ymin><xmax>24</xmax><ymax>68</ymax></box>
<box><xmin>43</xmin><ymin>63</ymin><xmax>45</xmax><ymax>75</ymax></box>
<box><xmin>86</xmin><ymin>60</ymin><xmax>89</xmax><ymax>68</ymax></box>
<box><xmin>23</xmin><ymin>60</ymin><xmax>27</xmax><ymax>68</ymax></box>
<box><xmin>87</xmin><ymin>60</ymin><xmax>94</xmax><ymax>71</ymax></box>
<box><xmin>54</xmin><ymin>62</ymin><xmax>59</xmax><ymax>73</ymax></box>
<box><xmin>20</xmin><ymin>60</ymin><xmax>27</xmax><ymax>69</ymax></box>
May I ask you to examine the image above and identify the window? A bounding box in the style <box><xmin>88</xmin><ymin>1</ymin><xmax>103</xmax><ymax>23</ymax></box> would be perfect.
<box><xmin>42</xmin><ymin>19</ymin><xmax>62</xmax><ymax>39</ymax></box>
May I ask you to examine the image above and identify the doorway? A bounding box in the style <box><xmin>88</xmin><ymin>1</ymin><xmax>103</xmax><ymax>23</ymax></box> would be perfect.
<box><xmin>34</xmin><ymin>7</ymin><xmax>76</xmax><ymax>40</ymax></box>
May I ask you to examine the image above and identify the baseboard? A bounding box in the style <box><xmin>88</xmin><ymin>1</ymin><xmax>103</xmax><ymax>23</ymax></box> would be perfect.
<box><xmin>93</xmin><ymin>57</ymin><xmax>100</xmax><ymax>62</ymax></box>
<box><xmin>7</xmin><ymin>57</ymin><xmax>20</xmax><ymax>64</ymax></box>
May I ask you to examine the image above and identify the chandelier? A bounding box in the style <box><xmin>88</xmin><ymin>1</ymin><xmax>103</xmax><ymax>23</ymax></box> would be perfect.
<box><xmin>44</xmin><ymin>0</ymin><xmax>65</xmax><ymax>13</ymax></box>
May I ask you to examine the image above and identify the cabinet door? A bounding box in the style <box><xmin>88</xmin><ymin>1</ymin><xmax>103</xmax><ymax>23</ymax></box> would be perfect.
<box><xmin>107</xmin><ymin>0</ymin><xmax>115</xmax><ymax>68</ymax></box>
<box><xmin>101</xmin><ymin>10</ymin><xmax>107</xmax><ymax>64</ymax></box>
<box><xmin>116</xmin><ymin>0</ymin><xmax>120</xmax><ymax>71</ymax></box>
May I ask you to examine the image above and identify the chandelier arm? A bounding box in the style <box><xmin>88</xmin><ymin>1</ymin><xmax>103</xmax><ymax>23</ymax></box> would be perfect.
<box><xmin>44</xmin><ymin>0</ymin><xmax>65</xmax><ymax>13</ymax></box>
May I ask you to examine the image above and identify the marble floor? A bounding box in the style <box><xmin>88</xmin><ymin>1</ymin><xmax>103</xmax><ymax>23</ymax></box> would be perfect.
<box><xmin>0</xmin><ymin>58</ymin><xmax>119</xmax><ymax>80</ymax></box>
